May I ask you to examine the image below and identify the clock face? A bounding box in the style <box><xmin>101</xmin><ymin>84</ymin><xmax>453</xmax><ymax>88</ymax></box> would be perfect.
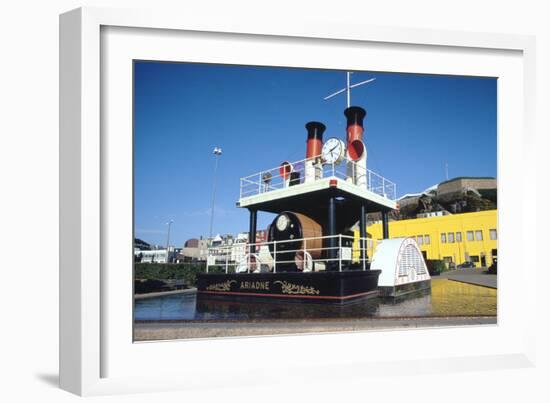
<box><xmin>322</xmin><ymin>138</ymin><xmax>346</xmax><ymax>165</ymax></box>
<box><xmin>276</xmin><ymin>214</ymin><xmax>290</xmax><ymax>231</ymax></box>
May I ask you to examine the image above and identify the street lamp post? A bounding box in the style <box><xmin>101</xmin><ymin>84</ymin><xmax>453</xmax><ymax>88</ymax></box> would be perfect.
<box><xmin>165</xmin><ymin>220</ymin><xmax>173</xmax><ymax>263</ymax></box>
<box><xmin>209</xmin><ymin>147</ymin><xmax>223</xmax><ymax>241</ymax></box>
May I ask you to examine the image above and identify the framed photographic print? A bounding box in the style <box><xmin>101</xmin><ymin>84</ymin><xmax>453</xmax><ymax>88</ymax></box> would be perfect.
<box><xmin>60</xmin><ymin>6</ymin><xmax>537</xmax><ymax>396</ymax></box>
<box><xmin>132</xmin><ymin>61</ymin><xmax>498</xmax><ymax>339</ymax></box>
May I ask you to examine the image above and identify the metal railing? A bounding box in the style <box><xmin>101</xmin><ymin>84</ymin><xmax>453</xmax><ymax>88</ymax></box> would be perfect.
<box><xmin>205</xmin><ymin>234</ymin><xmax>380</xmax><ymax>274</ymax></box>
<box><xmin>239</xmin><ymin>155</ymin><xmax>396</xmax><ymax>201</ymax></box>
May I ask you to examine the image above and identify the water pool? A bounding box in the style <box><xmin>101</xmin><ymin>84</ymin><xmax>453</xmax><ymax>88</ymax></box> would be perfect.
<box><xmin>134</xmin><ymin>278</ymin><xmax>497</xmax><ymax>321</ymax></box>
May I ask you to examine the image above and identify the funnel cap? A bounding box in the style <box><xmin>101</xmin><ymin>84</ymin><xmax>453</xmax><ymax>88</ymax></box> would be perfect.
<box><xmin>305</xmin><ymin>121</ymin><xmax>326</xmax><ymax>140</ymax></box>
<box><xmin>344</xmin><ymin>106</ymin><xmax>366</xmax><ymax>127</ymax></box>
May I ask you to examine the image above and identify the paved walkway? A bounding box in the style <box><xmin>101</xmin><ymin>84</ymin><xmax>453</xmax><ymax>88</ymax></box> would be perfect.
<box><xmin>440</xmin><ymin>268</ymin><xmax>497</xmax><ymax>289</ymax></box>
<box><xmin>134</xmin><ymin>316</ymin><xmax>496</xmax><ymax>341</ymax></box>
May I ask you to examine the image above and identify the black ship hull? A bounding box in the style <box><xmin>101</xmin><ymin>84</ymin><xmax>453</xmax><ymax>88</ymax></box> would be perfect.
<box><xmin>196</xmin><ymin>270</ymin><xmax>381</xmax><ymax>304</ymax></box>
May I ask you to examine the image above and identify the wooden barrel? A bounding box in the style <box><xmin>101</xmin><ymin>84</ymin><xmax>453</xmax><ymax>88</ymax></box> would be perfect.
<box><xmin>268</xmin><ymin>212</ymin><xmax>323</xmax><ymax>271</ymax></box>
<box><xmin>294</xmin><ymin>213</ymin><xmax>323</xmax><ymax>259</ymax></box>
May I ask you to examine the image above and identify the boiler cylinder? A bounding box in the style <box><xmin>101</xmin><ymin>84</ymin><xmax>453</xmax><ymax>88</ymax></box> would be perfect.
<box><xmin>267</xmin><ymin>211</ymin><xmax>322</xmax><ymax>271</ymax></box>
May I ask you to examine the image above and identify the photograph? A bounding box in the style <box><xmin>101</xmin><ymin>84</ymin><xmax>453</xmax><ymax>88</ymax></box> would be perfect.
<box><xmin>132</xmin><ymin>61</ymin><xmax>498</xmax><ymax>341</ymax></box>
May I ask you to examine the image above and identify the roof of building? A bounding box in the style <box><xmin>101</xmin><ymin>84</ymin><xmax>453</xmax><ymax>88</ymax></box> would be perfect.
<box><xmin>398</xmin><ymin>193</ymin><xmax>421</xmax><ymax>201</ymax></box>
<box><xmin>398</xmin><ymin>183</ymin><xmax>438</xmax><ymax>201</ymax></box>
<box><xmin>184</xmin><ymin>238</ymin><xmax>199</xmax><ymax>248</ymax></box>
<box><xmin>438</xmin><ymin>176</ymin><xmax>496</xmax><ymax>186</ymax></box>
<box><xmin>134</xmin><ymin>238</ymin><xmax>150</xmax><ymax>247</ymax></box>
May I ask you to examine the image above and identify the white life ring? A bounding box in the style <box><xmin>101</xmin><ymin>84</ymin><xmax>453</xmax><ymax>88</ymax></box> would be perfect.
<box><xmin>236</xmin><ymin>253</ymin><xmax>261</xmax><ymax>273</ymax></box>
<box><xmin>295</xmin><ymin>251</ymin><xmax>313</xmax><ymax>272</ymax></box>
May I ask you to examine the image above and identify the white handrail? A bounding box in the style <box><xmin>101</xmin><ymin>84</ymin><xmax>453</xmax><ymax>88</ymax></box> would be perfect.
<box><xmin>205</xmin><ymin>234</ymin><xmax>380</xmax><ymax>273</ymax></box>
<box><xmin>239</xmin><ymin>154</ymin><xmax>396</xmax><ymax>201</ymax></box>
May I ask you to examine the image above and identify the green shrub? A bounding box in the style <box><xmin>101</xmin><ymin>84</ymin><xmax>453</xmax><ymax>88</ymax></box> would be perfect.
<box><xmin>134</xmin><ymin>279</ymin><xmax>169</xmax><ymax>294</ymax></box>
<box><xmin>425</xmin><ymin>259</ymin><xmax>446</xmax><ymax>275</ymax></box>
<box><xmin>134</xmin><ymin>262</ymin><xmax>208</xmax><ymax>286</ymax></box>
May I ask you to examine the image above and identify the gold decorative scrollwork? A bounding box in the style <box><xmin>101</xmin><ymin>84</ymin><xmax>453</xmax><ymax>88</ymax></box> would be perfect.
<box><xmin>206</xmin><ymin>280</ymin><xmax>236</xmax><ymax>292</ymax></box>
<box><xmin>274</xmin><ymin>280</ymin><xmax>320</xmax><ymax>295</ymax></box>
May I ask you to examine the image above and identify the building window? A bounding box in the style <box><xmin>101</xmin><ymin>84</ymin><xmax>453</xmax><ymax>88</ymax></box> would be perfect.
<box><xmin>475</xmin><ymin>230</ymin><xmax>483</xmax><ymax>241</ymax></box>
<box><xmin>417</xmin><ymin>235</ymin><xmax>423</xmax><ymax>246</ymax></box>
<box><xmin>424</xmin><ymin>235</ymin><xmax>430</xmax><ymax>245</ymax></box>
<box><xmin>448</xmin><ymin>232</ymin><xmax>455</xmax><ymax>243</ymax></box>
<box><xmin>467</xmin><ymin>231</ymin><xmax>474</xmax><ymax>241</ymax></box>
<box><xmin>490</xmin><ymin>229</ymin><xmax>497</xmax><ymax>240</ymax></box>
<box><xmin>456</xmin><ymin>232</ymin><xmax>462</xmax><ymax>242</ymax></box>
<box><xmin>441</xmin><ymin>233</ymin><xmax>447</xmax><ymax>243</ymax></box>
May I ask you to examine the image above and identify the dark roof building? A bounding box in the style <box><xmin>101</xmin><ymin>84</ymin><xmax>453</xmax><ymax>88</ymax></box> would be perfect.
<box><xmin>437</xmin><ymin>177</ymin><xmax>496</xmax><ymax>197</ymax></box>
<box><xmin>134</xmin><ymin>238</ymin><xmax>151</xmax><ymax>251</ymax></box>
<box><xmin>184</xmin><ymin>238</ymin><xmax>199</xmax><ymax>248</ymax></box>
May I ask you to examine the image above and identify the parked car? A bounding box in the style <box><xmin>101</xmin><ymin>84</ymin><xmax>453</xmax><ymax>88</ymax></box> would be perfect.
<box><xmin>457</xmin><ymin>261</ymin><xmax>475</xmax><ymax>269</ymax></box>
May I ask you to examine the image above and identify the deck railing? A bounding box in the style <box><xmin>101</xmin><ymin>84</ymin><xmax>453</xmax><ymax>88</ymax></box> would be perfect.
<box><xmin>206</xmin><ymin>234</ymin><xmax>380</xmax><ymax>274</ymax></box>
<box><xmin>239</xmin><ymin>155</ymin><xmax>396</xmax><ymax>201</ymax></box>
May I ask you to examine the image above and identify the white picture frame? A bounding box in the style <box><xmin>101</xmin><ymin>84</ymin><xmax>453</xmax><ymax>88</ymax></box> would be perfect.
<box><xmin>60</xmin><ymin>6</ymin><xmax>537</xmax><ymax>396</ymax></box>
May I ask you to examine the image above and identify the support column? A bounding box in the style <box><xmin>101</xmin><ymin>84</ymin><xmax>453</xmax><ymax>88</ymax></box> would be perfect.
<box><xmin>382</xmin><ymin>210</ymin><xmax>389</xmax><ymax>239</ymax></box>
<box><xmin>359</xmin><ymin>204</ymin><xmax>367</xmax><ymax>264</ymax></box>
<box><xmin>249</xmin><ymin>209</ymin><xmax>257</xmax><ymax>253</ymax></box>
<box><xmin>327</xmin><ymin>196</ymin><xmax>337</xmax><ymax>270</ymax></box>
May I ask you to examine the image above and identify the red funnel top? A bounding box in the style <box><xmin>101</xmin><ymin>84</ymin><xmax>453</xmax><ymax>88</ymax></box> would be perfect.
<box><xmin>344</xmin><ymin>107</ymin><xmax>366</xmax><ymax>161</ymax></box>
<box><xmin>305</xmin><ymin>121</ymin><xmax>326</xmax><ymax>159</ymax></box>
<box><xmin>344</xmin><ymin>106</ymin><xmax>366</xmax><ymax>143</ymax></box>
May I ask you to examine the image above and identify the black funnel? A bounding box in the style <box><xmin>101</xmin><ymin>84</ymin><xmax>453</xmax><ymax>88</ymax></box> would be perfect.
<box><xmin>344</xmin><ymin>106</ymin><xmax>366</xmax><ymax>127</ymax></box>
<box><xmin>305</xmin><ymin>121</ymin><xmax>326</xmax><ymax>140</ymax></box>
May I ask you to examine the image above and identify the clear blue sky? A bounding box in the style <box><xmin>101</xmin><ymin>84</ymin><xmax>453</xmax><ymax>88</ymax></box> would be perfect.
<box><xmin>134</xmin><ymin>61</ymin><xmax>496</xmax><ymax>247</ymax></box>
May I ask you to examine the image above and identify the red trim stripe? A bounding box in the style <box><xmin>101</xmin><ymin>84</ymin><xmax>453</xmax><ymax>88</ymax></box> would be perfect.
<box><xmin>198</xmin><ymin>290</ymin><xmax>378</xmax><ymax>300</ymax></box>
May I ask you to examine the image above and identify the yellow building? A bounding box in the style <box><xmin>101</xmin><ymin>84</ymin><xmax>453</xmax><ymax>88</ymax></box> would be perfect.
<box><xmin>366</xmin><ymin>210</ymin><xmax>498</xmax><ymax>268</ymax></box>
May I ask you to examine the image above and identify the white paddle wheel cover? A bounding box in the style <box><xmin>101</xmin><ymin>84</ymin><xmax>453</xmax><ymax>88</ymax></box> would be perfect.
<box><xmin>370</xmin><ymin>237</ymin><xmax>430</xmax><ymax>287</ymax></box>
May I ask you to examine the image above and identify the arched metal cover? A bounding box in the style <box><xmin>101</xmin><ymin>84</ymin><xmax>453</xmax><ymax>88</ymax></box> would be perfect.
<box><xmin>370</xmin><ymin>237</ymin><xmax>430</xmax><ymax>287</ymax></box>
